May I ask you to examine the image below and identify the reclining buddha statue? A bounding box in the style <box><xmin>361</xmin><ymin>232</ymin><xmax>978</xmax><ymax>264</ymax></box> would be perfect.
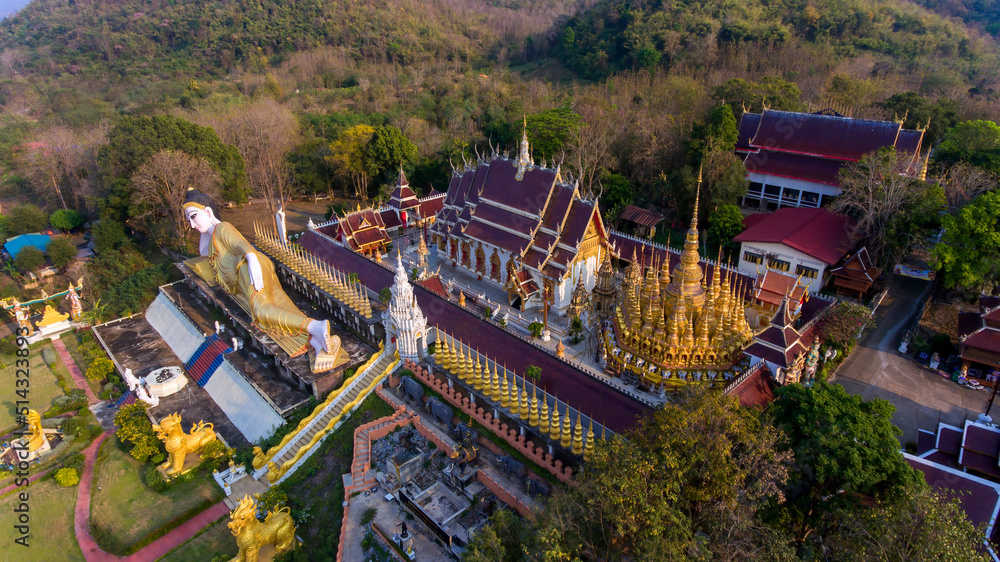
<box><xmin>182</xmin><ymin>188</ymin><xmax>348</xmax><ymax>373</ymax></box>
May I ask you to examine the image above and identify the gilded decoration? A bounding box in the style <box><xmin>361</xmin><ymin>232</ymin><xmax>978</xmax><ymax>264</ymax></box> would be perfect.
<box><xmin>228</xmin><ymin>495</ymin><xmax>297</xmax><ymax>562</ymax></box>
<box><xmin>153</xmin><ymin>412</ymin><xmax>217</xmax><ymax>477</ymax></box>
<box><xmin>603</xmin><ymin>176</ymin><xmax>754</xmax><ymax>385</ymax></box>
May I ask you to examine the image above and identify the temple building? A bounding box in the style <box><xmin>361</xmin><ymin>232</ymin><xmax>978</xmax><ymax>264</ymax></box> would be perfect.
<box><xmin>736</xmin><ymin>109</ymin><xmax>927</xmax><ymax>210</ymax></box>
<box><xmin>603</xmin><ymin>184</ymin><xmax>755</xmax><ymax>383</ymax></box>
<box><xmin>328</xmin><ymin>170</ymin><xmax>445</xmax><ymax>256</ymax></box>
<box><xmin>430</xmin><ymin>126</ymin><xmax>607</xmax><ymax>314</ymax></box>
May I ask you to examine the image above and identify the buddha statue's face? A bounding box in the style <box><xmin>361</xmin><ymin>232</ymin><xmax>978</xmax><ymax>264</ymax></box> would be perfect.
<box><xmin>186</xmin><ymin>206</ymin><xmax>218</xmax><ymax>233</ymax></box>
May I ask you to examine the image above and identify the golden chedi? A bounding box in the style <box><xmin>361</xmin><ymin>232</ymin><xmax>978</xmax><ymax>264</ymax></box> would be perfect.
<box><xmin>609</xmin><ymin>176</ymin><xmax>753</xmax><ymax>381</ymax></box>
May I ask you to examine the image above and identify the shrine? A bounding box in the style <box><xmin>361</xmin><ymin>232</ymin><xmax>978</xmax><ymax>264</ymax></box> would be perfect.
<box><xmin>430</xmin><ymin>122</ymin><xmax>608</xmax><ymax>315</ymax></box>
<box><xmin>603</xmin><ymin>178</ymin><xmax>755</xmax><ymax>384</ymax></box>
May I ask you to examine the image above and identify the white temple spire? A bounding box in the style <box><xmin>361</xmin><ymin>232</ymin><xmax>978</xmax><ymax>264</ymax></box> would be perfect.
<box><xmin>384</xmin><ymin>253</ymin><xmax>428</xmax><ymax>360</ymax></box>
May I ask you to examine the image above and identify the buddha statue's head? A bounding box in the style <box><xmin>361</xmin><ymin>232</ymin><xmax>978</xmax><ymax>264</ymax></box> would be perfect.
<box><xmin>183</xmin><ymin>188</ymin><xmax>222</xmax><ymax>234</ymax></box>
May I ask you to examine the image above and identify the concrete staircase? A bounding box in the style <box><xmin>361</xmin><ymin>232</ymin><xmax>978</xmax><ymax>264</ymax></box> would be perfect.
<box><xmin>270</xmin><ymin>353</ymin><xmax>397</xmax><ymax>470</ymax></box>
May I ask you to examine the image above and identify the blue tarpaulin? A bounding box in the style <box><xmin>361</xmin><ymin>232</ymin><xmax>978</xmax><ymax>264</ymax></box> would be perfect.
<box><xmin>3</xmin><ymin>233</ymin><xmax>51</xmax><ymax>258</ymax></box>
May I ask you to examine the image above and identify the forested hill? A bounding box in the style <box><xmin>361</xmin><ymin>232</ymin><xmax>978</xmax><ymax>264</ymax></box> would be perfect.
<box><xmin>918</xmin><ymin>0</ymin><xmax>1000</xmax><ymax>38</ymax></box>
<box><xmin>556</xmin><ymin>0</ymin><xmax>997</xmax><ymax>84</ymax></box>
<box><xmin>0</xmin><ymin>0</ymin><xmax>584</xmax><ymax>79</ymax></box>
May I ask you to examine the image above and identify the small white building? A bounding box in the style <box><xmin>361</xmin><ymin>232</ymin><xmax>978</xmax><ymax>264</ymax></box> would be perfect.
<box><xmin>734</xmin><ymin>207</ymin><xmax>854</xmax><ymax>293</ymax></box>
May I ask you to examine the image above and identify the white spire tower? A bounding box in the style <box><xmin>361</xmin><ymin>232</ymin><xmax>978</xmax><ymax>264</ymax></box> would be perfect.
<box><xmin>384</xmin><ymin>253</ymin><xmax>428</xmax><ymax>360</ymax></box>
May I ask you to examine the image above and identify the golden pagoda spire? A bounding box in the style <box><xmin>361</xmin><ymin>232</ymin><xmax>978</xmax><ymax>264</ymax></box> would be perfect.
<box><xmin>539</xmin><ymin>393</ymin><xmax>550</xmax><ymax>434</ymax></box>
<box><xmin>437</xmin><ymin>330</ymin><xmax>449</xmax><ymax>370</ymax></box>
<box><xmin>572</xmin><ymin>413</ymin><xmax>584</xmax><ymax>456</ymax></box>
<box><xmin>549</xmin><ymin>398</ymin><xmax>561</xmax><ymax>441</ymax></box>
<box><xmin>583</xmin><ymin>418</ymin><xmax>596</xmax><ymax>461</ymax></box>
<box><xmin>500</xmin><ymin>366</ymin><xmax>510</xmax><ymax>409</ymax></box>
<box><xmin>560</xmin><ymin>405</ymin><xmax>572</xmax><ymax>448</ymax></box>
<box><xmin>510</xmin><ymin>374</ymin><xmax>521</xmax><ymax>418</ymax></box>
<box><xmin>473</xmin><ymin>352</ymin><xmax>484</xmax><ymax>391</ymax></box>
<box><xmin>489</xmin><ymin>359</ymin><xmax>499</xmax><ymax>402</ymax></box>
<box><xmin>529</xmin><ymin>384</ymin><xmax>539</xmax><ymax>427</ymax></box>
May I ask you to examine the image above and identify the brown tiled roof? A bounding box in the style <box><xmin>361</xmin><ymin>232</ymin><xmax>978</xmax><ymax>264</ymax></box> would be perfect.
<box><xmin>298</xmin><ymin>231</ymin><xmax>649</xmax><ymax>432</ymax></box>
<box><xmin>750</xmin><ymin>110</ymin><xmax>906</xmax><ymax>162</ymax></box>
<box><xmin>540</xmin><ymin>185</ymin><xmax>575</xmax><ymax>228</ymax></box>
<box><xmin>417</xmin><ymin>276</ymin><xmax>448</xmax><ymax>298</ymax></box>
<box><xmin>560</xmin><ymin>200</ymin><xmax>596</xmax><ymax>249</ymax></box>
<box><xmin>964</xmin><ymin>329</ymin><xmax>1000</xmax><ymax>354</ymax></box>
<box><xmin>379</xmin><ymin>209</ymin><xmax>402</xmax><ymax>230</ymax></box>
<box><xmin>753</xmin><ymin>269</ymin><xmax>807</xmax><ymax>308</ymax></box>
<box><xmin>480</xmin><ymin>162</ymin><xmax>553</xmax><ymax>215</ymax></box>
<box><xmin>352</xmin><ymin>227</ymin><xmax>390</xmax><ymax>248</ymax></box>
<box><xmin>473</xmin><ymin>202</ymin><xmax>537</xmax><ymax>234</ymax></box>
<box><xmin>418</xmin><ymin>194</ymin><xmax>445</xmax><ymax>218</ymax></box>
<box><xmin>463</xmin><ymin>221</ymin><xmax>531</xmax><ymax>255</ymax></box>
<box><xmin>530</xmin><ymin>231</ymin><xmax>557</xmax><ymax>252</ymax></box>
<box><xmin>830</xmin><ymin>247</ymin><xmax>881</xmax><ymax>283</ymax></box>
<box><xmin>743</xmin><ymin>342</ymin><xmax>789</xmax><ymax>367</ymax></box>
<box><xmin>522</xmin><ymin>248</ymin><xmax>548</xmax><ymax>269</ymax></box>
<box><xmin>619</xmin><ymin>205</ymin><xmax>664</xmax><ymax>228</ymax></box>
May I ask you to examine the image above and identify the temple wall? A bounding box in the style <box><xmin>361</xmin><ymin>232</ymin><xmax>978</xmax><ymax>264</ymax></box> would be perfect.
<box><xmin>403</xmin><ymin>360</ymin><xmax>575</xmax><ymax>484</ymax></box>
<box><xmin>145</xmin><ymin>292</ymin><xmax>204</xmax><ymax>362</ymax></box>
<box><xmin>736</xmin><ymin>241</ymin><xmax>828</xmax><ymax>292</ymax></box>
<box><xmin>204</xmin><ymin>361</ymin><xmax>284</xmax><ymax>443</ymax></box>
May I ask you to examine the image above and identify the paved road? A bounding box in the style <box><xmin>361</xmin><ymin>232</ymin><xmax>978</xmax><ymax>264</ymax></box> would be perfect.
<box><xmin>833</xmin><ymin>275</ymin><xmax>988</xmax><ymax>444</ymax></box>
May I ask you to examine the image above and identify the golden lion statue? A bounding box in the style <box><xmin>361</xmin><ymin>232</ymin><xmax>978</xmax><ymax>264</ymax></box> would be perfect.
<box><xmin>153</xmin><ymin>412</ymin><xmax>217</xmax><ymax>477</ymax></box>
<box><xmin>229</xmin><ymin>494</ymin><xmax>297</xmax><ymax>562</ymax></box>
<box><xmin>24</xmin><ymin>409</ymin><xmax>48</xmax><ymax>452</ymax></box>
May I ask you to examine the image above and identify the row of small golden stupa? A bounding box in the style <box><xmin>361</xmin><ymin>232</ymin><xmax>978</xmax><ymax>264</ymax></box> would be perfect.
<box><xmin>433</xmin><ymin>328</ymin><xmax>601</xmax><ymax>460</ymax></box>
<box><xmin>253</xmin><ymin>223</ymin><xmax>373</xmax><ymax>319</ymax></box>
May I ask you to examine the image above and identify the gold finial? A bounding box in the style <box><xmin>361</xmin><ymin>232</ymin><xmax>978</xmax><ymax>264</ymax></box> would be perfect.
<box><xmin>550</xmin><ymin>400</ymin><xmax>562</xmax><ymax>441</ymax></box>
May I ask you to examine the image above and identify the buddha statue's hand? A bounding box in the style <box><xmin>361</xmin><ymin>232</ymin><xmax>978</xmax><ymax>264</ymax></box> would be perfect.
<box><xmin>245</xmin><ymin>252</ymin><xmax>265</xmax><ymax>291</ymax></box>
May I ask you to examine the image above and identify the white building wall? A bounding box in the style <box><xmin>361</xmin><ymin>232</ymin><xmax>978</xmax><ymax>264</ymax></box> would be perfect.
<box><xmin>743</xmin><ymin>172</ymin><xmax>843</xmax><ymax>209</ymax></box>
<box><xmin>737</xmin><ymin>241</ymin><xmax>829</xmax><ymax>292</ymax></box>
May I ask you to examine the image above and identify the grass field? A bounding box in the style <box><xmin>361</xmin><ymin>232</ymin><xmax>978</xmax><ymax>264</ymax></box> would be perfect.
<box><xmin>0</xmin><ymin>478</ymin><xmax>83</xmax><ymax>561</ymax></box>
<box><xmin>0</xmin><ymin>343</ymin><xmax>71</xmax><ymax>435</ymax></box>
<box><xmin>158</xmin><ymin>516</ymin><xmax>238</xmax><ymax>562</ymax></box>
<box><xmin>58</xmin><ymin>331</ymin><xmax>103</xmax><ymax>396</ymax></box>
<box><xmin>90</xmin><ymin>441</ymin><xmax>224</xmax><ymax>555</ymax></box>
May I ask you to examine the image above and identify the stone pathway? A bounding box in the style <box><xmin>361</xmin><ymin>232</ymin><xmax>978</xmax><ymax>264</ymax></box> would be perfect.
<box><xmin>73</xmin><ymin>431</ymin><xmax>230</xmax><ymax>561</ymax></box>
<box><xmin>51</xmin><ymin>337</ymin><xmax>99</xmax><ymax>405</ymax></box>
<box><xmin>0</xmin><ymin>467</ymin><xmax>52</xmax><ymax>497</ymax></box>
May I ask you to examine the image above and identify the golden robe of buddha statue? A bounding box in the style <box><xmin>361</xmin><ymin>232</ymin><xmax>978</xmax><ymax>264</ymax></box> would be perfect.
<box><xmin>182</xmin><ymin>189</ymin><xmax>347</xmax><ymax>373</ymax></box>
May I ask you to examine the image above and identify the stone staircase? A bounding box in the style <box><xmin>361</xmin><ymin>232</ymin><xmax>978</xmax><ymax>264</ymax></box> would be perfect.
<box><xmin>347</xmin><ymin>406</ymin><xmax>415</xmax><ymax>492</ymax></box>
<box><xmin>269</xmin><ymin>353</ymin><xmax>397</xmax><ymax>470</ymax></box>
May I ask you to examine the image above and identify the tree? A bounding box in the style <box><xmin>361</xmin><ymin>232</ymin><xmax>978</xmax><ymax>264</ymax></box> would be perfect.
<box><xmin>15</xmin><ymin>125</ymin><xmax>89</xmax><ymax>210</ymax></box>
<box><xmin>130</xmin><ymin>150</ymin><xmax>222</xmax><ymax>243</ymax></box>
<box><xmin>707</xmin><ymin>204</ymin><xmax>744</xmax><ymax>248</ymax></box>
<box><xmin>820</xmin><ymin>301</ymin><xmax>874</xmax><ymax>346</ymax></box>
<box><xmin>46</xmin><ymin>236</ymin><xmax>77</xmax><ymax>270</ymax></box>
<box><xmin>686</xmin><ymin>105</ymin><xmax>739</xmax><ymax>165</ymax></box>
<box><xmin>935</xmin><ymin>190</ymin><xmax>1000</xmax><ymax>291</ymax></box>
<box><xmin>831</xmin><ymin>147</ymin><xmax>943</xmax><ymax>268</ymax></box>
<box><xmin>50</xmin><ymin>209</ymin><xmax>85</xmax><ymax>231</ymax></box>
<box><xmin>14</xmin><ymin>246</ymin><xmax>44</xmax><ymax>273</ymax></box>
<box><xmin>714</xmin><ymin>77</ymin><xmax>804</xmax><ymax>116</ymax></box>
<box><xmin>538</xmin><ymin>389</ymin><xmax>794</xmax><ymax>560</ymax></box>
<box><xmin>208</xmin><ymin>99</ymin><xmax>300</xmax><ymax>225</ymax></box>
<box><xmin>934</xmin><ymin>120</ymin><xmax>1000</xmax><ymax>176</ymax></box>
<box><xmin>525</xmin><ymin>365</ymin><xmax>541</xmax><ymax>382</ymax></box>
<box><xmin>6</xmin><ymin>204</ymin><xmax>48</xmax><ymax>235</ymax></box>
<box><xmin>566</xmin><ymin>99</ymin><xmax>621</xmax><ymax>197</ymax></box>
<box><xmin>327</xmin><ymin>124</ymin><xmax>376</xmax><ymax>199</ymax></box>
<box><xmin>767</xmin><ymin>382</ymin><xmax>923</xmax><ymax>546</ymax></box>
<box><xmin>875</xmin><ymin>92</ymin><xmax>958</xmax><ymax>145</ymax></box>
<box><xmin>85</xmin><ymin>356</ymin><xmax>115</xmax><ymax>382</ymax></box>
<box><xmin>98</xmin><ymin>115</ymin><xmax>247</xmax><ymax>220</ymax></box>
<box><xmin>599</xmin><ymin>172</ymin><xmax>634</xmax><ymax>225</ymax></box>
<box><xmin>92</xmin><ymin>219</ymin><xmax>129</xmax><ymax>255</ymax></box>
<box><xmin>526</xmin><ymin>108</ymin><xmax>581</xmax><ymax>161</ymax></box>
<box><xmin>463</xmin><ymin>509</ymin><xmax>537</xmax><ymax>562</ymax></box>
<box><xmin>827</xmin><ymin>485</ymin><xmax>990</xmax><ymax>562</ymax></box>
<box><xmin>365</xmin><ymin>125</ymin><xmax>417</xmax><ymax>185</ymax></box>
<box><xmin>54</xmin><ymin>468</ymin><xmax>80</xmax><ymax>487</ymax></box>
<box><xmin>113</xmin><ymin>402</ymin><xmax>162</xmax><ymax>463</ymax></box>
<box><xmin>940</xmin><ymin>162</ymin><xmax>996</xmax><ymax>212</ymax></box>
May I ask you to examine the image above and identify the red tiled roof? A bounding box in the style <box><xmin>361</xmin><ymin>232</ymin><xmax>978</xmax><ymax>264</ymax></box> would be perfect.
<box><xmin>734</xmin><ymin>207</ymin><xmax>853</xmax><ymax>265</ymax></box>
<box><xmin>299</xmin><ymin>231</ymin><xmax>649</xmax><ymax>432</ymax></box>
<box><xmin>743</xmin><ymin>342</ymin><xmax>789</xmax><ymax>368</ymax></box>
<box><xmin>560</xmin><ymin>200</ymin><xmax>596</xmax><ymax>249</ymax></box>
<box><xmin>417</xmin><ymin>276</ymin><xmax>448</xmax><ymax>298</ymax></box>
<box><xmin>724</xmin><ymin>364</ymin><xmax>776</xmax><ymax>408</ymax></box>
<box><xmin>735</xmin><ymin>112</ymin><xmax>762</xmax><ymax>153</ymax></box>
<box><xmin>472</xmin><ymin>202</ymin><xmax>537</xmax><ymax>234</ymax></box>
<box><xmin>479</xmin><ymin>162</ymin><xmax>554</xmax><ymax>215</ymax></box>
<box><xmin>463</xmin><ymin>221</ymin><xmax>532</xmax><ymax>255</ymax></box>
<box><xmin>418</xmin><ymin>194</ymin><xmax>445</xmax><ymax>219</ymax></box>
<box><xmin>540</xmin><ymin>185</ymin><xmax>575</xmax><ymax>228</ymax></box>
<box><xmin>753</xmin><ymin>269</ymin><xmax>807</xmax><ymax>308</ymax></box>
<box><xmin>750</xmin><ymin>110</ymin><xmax>906</xmax><ymax>162</ymax></box>
<box><xmin>907</xmin><ymin>453</ymin><xmax>1000</xmax><ymax>538</ymax></box>
<box><xmin>619</xmin><ymin>205</ymin><xmax>664</xmax><ymax>228</ymax></box>
<box><xmin>964</xmin><ymin>329</ymin><xmax>1000</xmax><ymax>354</ymax></box>
<box><xmin>744</xmin><ymin>150</ymin><xmax>844</xmax><ymax>186</ymax></box>
<box><xmin>380</xmin><ymin>209</ymin><xmax>402</xmax><ymax>230</ymax></box>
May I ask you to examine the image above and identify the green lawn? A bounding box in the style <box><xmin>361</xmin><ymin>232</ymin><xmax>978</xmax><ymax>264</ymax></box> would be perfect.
<box><xmin>90</xmin><ymin>441</ymin><xmax>224</xmax><ymax>556</ymax></box>
<box><xmin>158</xmin><ymin>516</ymin><xmax>238</xmax><ymax>562</ymax></box>
<box><xmin>0</xmin><ymin>478</ymin><xmax>84</xmax><ymax>561</ymax></box>
<box><xmin>0</xmin><ymin>343</ymin><xmax>69</xmax><ymax>434</ymax></box>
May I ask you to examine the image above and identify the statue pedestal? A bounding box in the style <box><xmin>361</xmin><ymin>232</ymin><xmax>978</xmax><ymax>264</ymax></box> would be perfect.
<box><xmin>157</xmin><ymin>453</ymin><xmax>203</xmax><ymax>481</ymax></box>
<box><xmin>253</xmin><ymin>544</ymin><xmax>281</xmax><ymax>562</ymax></box>
<box><xmin>145</xmin><ymin>367</ymin><xmax>188</xmax><ymax>398</ymax></box>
